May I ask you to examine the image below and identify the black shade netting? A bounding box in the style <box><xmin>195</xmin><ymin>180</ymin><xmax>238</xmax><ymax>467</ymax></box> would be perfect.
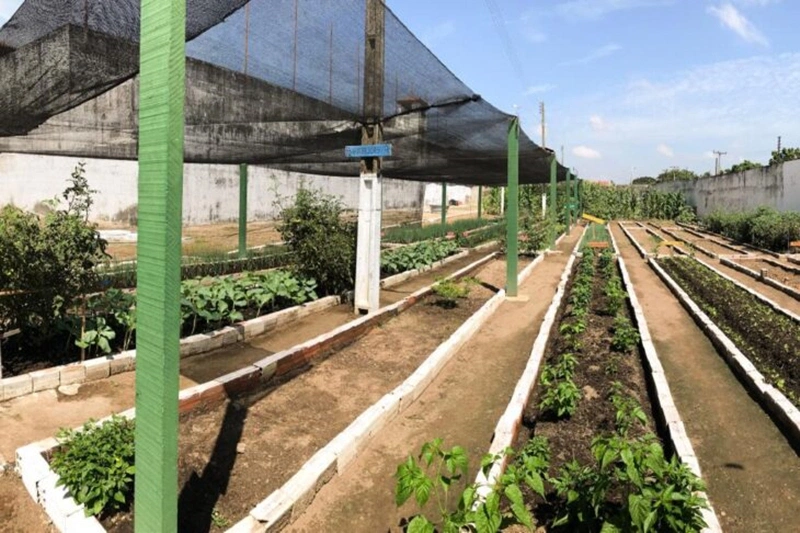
<box><xmin>0</xmin><ymin>0</ymin><xmax>569</xmax><ymax>185</ymax></box>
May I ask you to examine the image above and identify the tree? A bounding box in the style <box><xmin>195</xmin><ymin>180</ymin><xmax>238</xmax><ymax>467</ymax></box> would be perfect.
<box><xmin>656</xmin><ymin>168</ymin><xmax>697</xmax><ymax>182</ymax></box>
<box><xmin>632</xmin><ymin>176</ymin><xmax>657</xmax><ymax>185</ymax></box>
<box><xmin>727</xmin><ymin>160</ymin><xmax>761</xmax><ymax>173</ymax></box>
<box><xmin>769</xmin><ymin>147</ymin><xmax>800</xmax><ymax>166</ymax></box>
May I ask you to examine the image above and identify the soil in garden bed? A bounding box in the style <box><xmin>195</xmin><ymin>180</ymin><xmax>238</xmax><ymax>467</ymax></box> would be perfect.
<box><xmin>658</xmin><ymin>256</ymin><xmax>800</xmax><ymax>408</ymax></box>
<box><xmin>100</xmin><ymin>258</ymin><xmax>518</xmax><ymax>532</ymax></box>
<box><xmin>513</xmin><ymin>253</ymin><xmax>658</xmax><ymax>525</ymax></box>
<box><xmin>730</xmin><ymin>257</ymin><xmax>800</xmax><ymax>290</ymax></box>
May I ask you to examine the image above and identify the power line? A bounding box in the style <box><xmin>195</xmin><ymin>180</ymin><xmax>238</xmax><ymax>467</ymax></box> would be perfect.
<box><xmin>484</xmin><ymin>0</ymin><xmax>527</xmax><ymax>91</ymax></box>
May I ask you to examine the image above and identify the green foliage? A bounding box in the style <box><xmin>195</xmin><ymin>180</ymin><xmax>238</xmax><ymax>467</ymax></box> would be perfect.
<box><xmin>702</xmin><ymin>206</ymin><xmax>800</xmax><ymax>252</ymax></box>
<box><xmin>611</xmin><ymin>316</ymin><xmax>640</xmax><ymax>353</ymax></box>
<box><xmin>50</xmin><ymin>416</ymin><xmax>135</xmax><ymax>517</ymax></box>
<box><xmin>0</xmin><ymin>164</ymin><xmax>107</xmax><ymax>337</ymax></box>
<box><xmin>726</xmin><ymin>160</ymin><xmax>762</xmax><ymax>174</ymax></box>
<box><xmin>631</xmin><ymin>177</ymin><xmax>657</xmax><ymax>186</ymax></box>
<box><xmin>609</xmin><ymin>384</ymin><xmax>648</xmax><ymax>437</ymax></box>
<box><xmin>381</xmin><ymin>239</ymin><xmax>460</xmax><ymax>276</ymax></box>
<box><xmin>277</xmin><ymin>188</ymin><xmax>356</xmax><ymax>295</ymax></box>
<box><xmin>383</xmin><ymin>218</ymin><xmax>497</xmax><ymax>244</ymax></box>
<box><xmin>539</xmin><ymin>377</ymin><xmax>581</xmax><ymax>418</ymax></box>
<box><xmin>769</xmin><ymin>147</ymin><xmax>800</xmax><ymax>165</ymax></box>
<box><xmin>581</xmin><ymin>183</ymin><xmax>695</xmax><ymax>223</ymax></box>
<box><xmin>655</xmin><ymin>168</ymin><xmax>698</xmax><ymax>182</ymax></box>
<box><xmin>432</xmin><ymin>278</ymin><xmax>472</xmax><ymax>308</ymax></box>
<box><xmin>180</xmin><ymin>270</ymin><xmax>316</xmax><ymax>335</ymax></box>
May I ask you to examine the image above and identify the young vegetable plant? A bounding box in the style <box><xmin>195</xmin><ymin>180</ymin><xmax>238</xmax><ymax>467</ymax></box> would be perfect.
<box><xmin>539</xmin><ymin>378</ymin><xmax>581</xmax><ymax>419</ymax></box>
<box><xmin>611</xmin><ymin>315</ymin><xmax>641</xmax><ymax>353</ymax></box>
<box><xmin>432</xmin><ymin>277</ymin><xmax>473</xmax><ymax>309</ymax></box>
<box><xmin>50</xmin><ymin>416</ymin><xmax>135</xmax><ymax>517</ymax></box>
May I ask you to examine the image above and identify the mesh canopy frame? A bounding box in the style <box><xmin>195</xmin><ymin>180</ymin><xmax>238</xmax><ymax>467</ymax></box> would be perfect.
<box><xmin>0</xmin><ymin>0</ymin><xmax>570</xmax><ymax>186</ymax></box>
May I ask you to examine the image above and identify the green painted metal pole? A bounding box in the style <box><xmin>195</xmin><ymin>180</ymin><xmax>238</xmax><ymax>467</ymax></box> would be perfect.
<box><xmin>506</xmin><ymin>117</ymin><xmax>519</xmax><ymax>297</ymax></box>
<box><xmin>548</xmin><ymin>156</ymin><xmax>557</xmax><ymax>249</ymax></box>
<box><xmin>477</xmin><ymin>186</ymin><xmax>483</xmax><ymax>219</ymax></box>
<box><xmin>565</xmin><ymin>169</ymin><xmax>572</xmax><ymax>230</ymax></box>
<box><xmin>238</xmin><ymin>163</ymin><xmax>248</xmax><ymax>258</ymax></box>
<box><xmin>135</xmin><ymin>0</ymin><xmax>185</xmax><ymax>530</ymax></box>
<box><xmin>441</xmin><ymin>182</ymin><xmax>447</xmax><ymax>226</ymax></box>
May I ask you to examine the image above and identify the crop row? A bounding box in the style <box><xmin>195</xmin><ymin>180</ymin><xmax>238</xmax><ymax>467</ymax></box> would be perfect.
<box><xmin>380</xmin><ymin>239</ymin><xmax>460</xmax><ymax>276</ymax></box>
<box><xmin>658</xmin><ymin>256</ymin><xmax>800</xmax><ymax>407</ymax></box>
<box><xmin>382</xmin><ymin>217</ymin><xmax>498</xmax><ymax>244</ymax></box>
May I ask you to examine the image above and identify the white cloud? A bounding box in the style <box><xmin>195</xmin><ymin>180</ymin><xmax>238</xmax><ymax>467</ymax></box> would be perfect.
<box><xmin>525</xmin><ymin>84</ymin><xmax>556</xmax><ymax>95</ymax></box>
<box><xmin>589</xmin><ymin>115</ymin><xmax>608</xmax><ymax>131</ymax></box>
<box><xmin>556</xmin><ymin>0</ymin><xmax>673</xmax><ymax>20</ymax></box>
<box><xmin>707</xmin><ymin>3</ymin><xmax>768</xmax><ymax>46</ymax></box>
<box><xmin>562</xmin><ymin>43</ymin><xmax>621</xmax><ymax>65</ymax></box>
<box><xmin>657</xmin><ymin>143</ymin><xmax>674</xmax><ymax>157</ymax></box>
<box><xmin>420</xmin><ymin>20</ymin><xmax>456</xmax><ymax>45</ymax></box>
<box><xmin>573</xmin><ymin>145</ymin><xmax>602</xmax><ymax>159</ymax></box>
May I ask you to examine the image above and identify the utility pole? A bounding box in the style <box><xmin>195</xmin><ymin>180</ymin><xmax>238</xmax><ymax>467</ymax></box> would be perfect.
<box><xmin>354</xmin><ymin>0</ymin><xmax>385</xmax><ymax>314</ymax></box>
<box><xmin>539</xmin><ymin>101</ymin><xmax>546</xmax><ymax>148</ymax></box>
<box><xmin>713</xmin><ymin>150</ymin><xmax>727</xmax><ymax>176</ymax></box>
<box><xmin>778</xmin><ymin>136</ymin><xmax>782</xmax><ymax>152</ymax></box>
<box><xmin>560</xmin><ymin>145</ymin><xmax>564</xmax><ymax>165</ymax></box>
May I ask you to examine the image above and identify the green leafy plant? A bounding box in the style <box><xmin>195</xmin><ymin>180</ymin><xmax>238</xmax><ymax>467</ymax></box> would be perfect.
<box><xmin>381</xmin><ymin>239</ymin><xmax>460</xmax><ymax>276</ymax></box>
<box><xmin>50</xmin><ymin>416</ymin><xmax>135</xmax><ymax>517</ymax></box>
<box><xmin>432</xmin><ymin>278</ymin><xmax>472</xmax><ymax>308</ymax></box>
<box><xmin>539</xmin><ymin>378</ymin><xmax>581</xmax><ymax>419</ymax></box>
<box><xmin>611</xmin><ymin>315</ymin><xmax>640</xmax><ymax>353</ymax></box>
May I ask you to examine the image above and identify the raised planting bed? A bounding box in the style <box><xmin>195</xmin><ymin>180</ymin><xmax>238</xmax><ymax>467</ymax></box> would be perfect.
<box><xmin>656</xmin><ymin>256</ymin><xmax>800</xmax><ymax>414</ymax></box>
<box><xmin>722</xmin><ymin>256</ymin><xmax>800</xmax><ymax>297</ymax></box>
<box><xmin>676</xmin><ymin>222</ymin><xmax>783</xmax><ymax>258</ymax></box>
<box><xmin>495</xmin><ymin>245</ymin><xmax>713</xmax><ymax>531</ymax></box>
<box><xmin>381</xmin><ymin>217</ymin><xmax>499</xmax><ymax>244</ymax></box>
<box><xmin>16</xmin><ymin>254</ymin><xmax>517</xmax><ymax>532</ymax></box>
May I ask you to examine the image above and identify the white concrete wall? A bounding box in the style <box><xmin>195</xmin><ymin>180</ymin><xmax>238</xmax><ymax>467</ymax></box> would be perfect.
<box><xmin>0</xmin><ymin>153</ymin><xmax>425</xmax><ymax>224</ymax></box>
<box><xmin>654</xmin><ymin>160</ymin><xmax>800</xmax><ymax>217</ymax></box>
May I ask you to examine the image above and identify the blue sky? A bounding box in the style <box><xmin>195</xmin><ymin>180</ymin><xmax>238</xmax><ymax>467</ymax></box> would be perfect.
<box><xmin>2</xmin><ymin>0</ymin><xmax>798</xmax><ymax>181</ymax></box>
<box><xmin>388</xmin><ymin>0</ymin><xmax>800</xmax><ymax>181</ymax></box>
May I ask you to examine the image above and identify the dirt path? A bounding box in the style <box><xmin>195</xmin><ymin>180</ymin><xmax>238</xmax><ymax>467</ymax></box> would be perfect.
<box><xmin>613</xmin><ymin>223</ymin><xmax>800</xmax><ymax>532</ymax></box>
<box><xmin>645</xmin><ymin>225</ymin><xmax>800</xmax><ymax>317</ymax></box>
<box><xmin>288</xmin><ymin>226</ymin><xmax>585</xmax><ymax>533</ymax></box>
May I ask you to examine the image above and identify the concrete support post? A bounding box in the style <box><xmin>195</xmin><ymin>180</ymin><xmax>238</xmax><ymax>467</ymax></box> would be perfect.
<box><xmin>477</xmin><ymin>186</ymin><xmax>483</xmax><ymax>219</ymax></box>
<box><xmin>238</xmin><ymin>163</ymin><xmax>248</xmax><ymax>258</ymax></box>
<box><xmin>506</xmin><ymin>117</ymin><xmax>520</xmax><ymax>298</ymax></box>
<box><xmin>354</xmin><ymin>172</ymin><xmax>382</xmax><ymax>313</ymax></box>
<box><xmin>135</xmin><ymin>0</ymin><xmax>185</xmax><ymax>530</ymax></box>
<box><xmin>549</xmin><ymin>156</ymin><xmax>557</xmax><ymax>249</ymax></box>
<box><xmin>565</xmin><ymin>169</ymin><xmax>572</xmax><ymax>230</ymax></box>
<box><xmin>500</xmin><ymin>187</ymin><xmax>505</xmax><ymax>216</ymax></box>
<box><xmin>441</xmin><ymin>182</ymin><xmax>447</xmax><ymax>226</ymax></box>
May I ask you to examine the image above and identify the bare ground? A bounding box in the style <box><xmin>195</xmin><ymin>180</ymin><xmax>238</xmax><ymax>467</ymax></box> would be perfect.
<box><xmin>287</xmin><ymin>226</ymin><xmax>584</xmax><ymax>533</ymax></box>
<box><xmin>614</xmin><ymin>223</ymin><xmax>800</xmax><ymax>532</ymax></box>
<box><xmin>0</xmin><ymin>249</ymin><xmax>495</xmax><ymax>531</ymax></box>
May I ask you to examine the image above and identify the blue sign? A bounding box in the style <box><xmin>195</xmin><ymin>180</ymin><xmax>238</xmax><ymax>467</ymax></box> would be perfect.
<box><xmin>345</xmin><ymin>144</ymin><xmax>392</xmax><ymax>158</ymax></box>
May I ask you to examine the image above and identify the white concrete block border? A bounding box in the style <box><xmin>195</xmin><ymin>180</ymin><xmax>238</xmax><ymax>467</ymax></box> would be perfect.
<box><xmin>619</xmin><ymin>223</ymin><xmax>651</xmax><ymax>259</ymax></box>
<box><xmin>13</xmin><ymin>251</ymin><xmax>501</xmax><ymax>533</ymax></box>
<box><xmin>474</xmin><ymin>227</ymin><xmax>585</xmax><ymax>500</ymax></box>
<box><xmin>475</xmin><ymin>224</ymin><xmax>722</xmax><ymax>532</ymax></box>
<box><xmin>676</xmin><ymin>222</ymin><xmax>782</xmax><ymax>258</ymax></box>
<box><xmin>649</xmin><ymin>258</ymin><xmax>800</xmax><ymax>448</ymax></box>
<box><xmin>228</xmin><ymin>244</ymin><xmax>554</xmax><ymax>532</ymax></box>
<box><xmin>719</xmin><ymin>257</ymin><xmax>800</xmax><ymax>301</ymax></box>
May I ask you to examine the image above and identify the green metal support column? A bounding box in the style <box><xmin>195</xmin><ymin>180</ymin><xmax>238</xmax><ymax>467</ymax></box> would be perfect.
<box><xmin>477</xmin><ymin>186</ymin><xmax>483</xmax><ymax>219</ymax></box>
<box><xmin>578</xmin><ymin>179</ymin><xmax>583</xmax><ymax>216</ymax></box>
<box><xmin>565</xmin><ymin>169</ymin><xmax>572</xmax><ymax>230</ymax></box>
<box><xmin>506</xmin><ymin>117</ymin><xmax>520</xmax><ymax>297</ymax></box>
<box><xmin>441</xmin><ymin>182</ymin><xmax>447</xmax><ymax>226</ymax></box>
<box><xmin>572</xmin><ymin>175</ymin><xmax>579</xmax><ymax>219</ymax></box>
<box><xmin>238</xmin><ymin>163</ymin><xmax>248</xmax><ymax>258</ymax></box>
<box><xmin>548</xmin><ymin>156</ymin><xmax>557</xmax><ymax>249</ymax></box>
<box><xmin>135</xmin><ymin>0</ymin><xmax>185</xmax><ymax>530</ymax></box>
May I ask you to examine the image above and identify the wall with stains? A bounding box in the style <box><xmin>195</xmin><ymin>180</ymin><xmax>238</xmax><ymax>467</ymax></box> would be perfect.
<box><xmin>653</xmin><ymin>160</ymin><xmax>800</xmax><ymax>217</ymax></box>
<box><xmin>0</xmin><ymin>153</ymin><xmax>425</xmax><ymax>224</ymax></box>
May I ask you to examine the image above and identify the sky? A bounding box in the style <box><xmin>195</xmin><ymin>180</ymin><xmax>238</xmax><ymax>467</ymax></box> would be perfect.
<box><xmin>2</xmin><ymin>0</ymin><xmax>799</xmax><ymax>182</ymax></box>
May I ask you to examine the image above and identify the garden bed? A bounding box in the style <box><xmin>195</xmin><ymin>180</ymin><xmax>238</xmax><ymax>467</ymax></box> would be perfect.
<box><xmin>726</xmin><ymin>257</ymin><xmax>800</xmax><ymax>291</ymax></box>
<box><xmin>17</xmin><ymin>255</ymin><xmax>525</xmax><ymax>532</ymax></box>
<box><xmin>657</xmin><ymin>256</ymin><xmax>800</xmax><ymax>410</ymax></box>
<box><xmin>492</xmin><ymin>243</ymin><xmax>713</xmax><ymax>531</ymax></box>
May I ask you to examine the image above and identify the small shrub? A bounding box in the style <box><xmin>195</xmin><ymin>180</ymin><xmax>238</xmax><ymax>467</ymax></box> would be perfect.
<box><xmin>50</xmin><ymin>416</ymin><xmax>135</xmax><ymax>517</ymax></box>
<box><xmin>432</xmin><ymin>277</ymin><xmax>472</xmax><ymax>308</ymax></box>
<box><xmin>277</xmin><ymin>188</ymin><xmax>356</xmax><ymax>295</ymax></box>
<box><xmin>539</xmin><ymin>378</ymin><xmax>581</xmax><ymax>418</ymax></box>
<box><xmin>611</xmin><ymin>315</ymin><xmax>640</xmax><ymax>353</ymax></box>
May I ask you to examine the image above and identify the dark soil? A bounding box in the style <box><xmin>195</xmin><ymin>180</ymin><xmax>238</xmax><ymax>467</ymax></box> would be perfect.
<box><xmin>99</xmin><ymin>259</ymin><xmax>513</xmax><ymax>532</ymax></box>
<box><xmin>658</xmin><ymin>256</ymin><xmax>800</xmax><ymax>408</ymax></box>
<box><xmin>514</xmin><ymin>253</ymin><xmax>657</xmax><ymax>525</ymax></box>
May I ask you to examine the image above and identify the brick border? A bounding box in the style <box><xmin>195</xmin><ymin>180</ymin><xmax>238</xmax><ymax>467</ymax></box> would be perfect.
<box><xmin>13</xmin><ymin>252</ymin><xmax>499</xmax><ymax>532</ymax></box>
<box><xmin>719</xmin><ymin>257</ymin><xmax>800</xmax><ymax>301</ymax></box>
<box><xmin>228</xmin><ymin>250</ymin><xmax>555</xmax><ymax>532</ymax></box>
<box><xmin>649</xmin><ymin>258</ymin><xmax>800</xmax><ymax>448</ymax></box>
